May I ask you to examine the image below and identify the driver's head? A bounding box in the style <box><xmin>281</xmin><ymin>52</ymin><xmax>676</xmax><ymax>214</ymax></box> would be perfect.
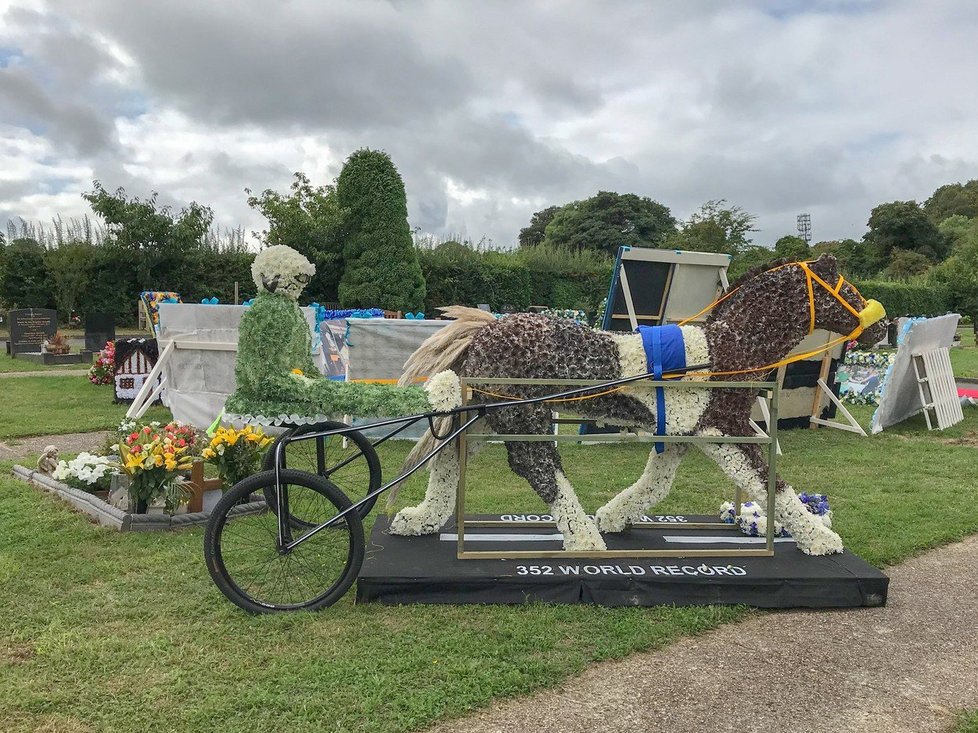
<box><xmin>251</xmin><ymin>245</ymin><xmax>316</xmax><ymax>300</ymax></box>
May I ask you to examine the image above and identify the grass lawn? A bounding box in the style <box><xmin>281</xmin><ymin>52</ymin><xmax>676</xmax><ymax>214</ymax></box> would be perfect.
<box><xmin>0</xmin><ymin>377</ymin><xmax>170</xmax><ymax>439</ymax></box>
<box><xmin>0</xmin><ymin>352</ymin><xmax>92</xmax><ymax>373</ymax></box>
<box><xmin>951</xmin><ymin>343</ymin><xmax>978</xmax><ymax>378</ymax></box>
<box><xmin>2</xmin><ymin>393</ymin><xmax>978</xmax><ymax>731</ymax></box>
<box><xmin>956</xmin><ymin>710</ymin><xmax>978</xmax><ymax>733</ymax></box>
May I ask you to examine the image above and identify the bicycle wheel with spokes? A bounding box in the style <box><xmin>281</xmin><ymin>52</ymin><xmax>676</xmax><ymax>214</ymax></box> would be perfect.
<box><xmin>204</xmin><ymin>469</ymin><xmax>364</xmax><ymax>613</ymax></box>
<box><xmin>262</xmin><ymin>421</ymin><xmax>382</xmax><ymax>522</ymax></box>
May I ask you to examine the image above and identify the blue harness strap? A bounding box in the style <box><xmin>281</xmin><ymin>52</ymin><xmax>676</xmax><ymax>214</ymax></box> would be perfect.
<box><xmin>637</xmin><ymin>325</ymin><xmax>686</xmax><ymax>453</ymax></box>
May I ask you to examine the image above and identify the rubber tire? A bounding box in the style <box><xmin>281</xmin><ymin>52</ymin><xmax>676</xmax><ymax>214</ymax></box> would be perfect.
<box><xmin>204</xmin><ymin>469</ymin><xmax>364</xmax><ymax>614</ymax></box>
<box><xmin>261</xmin><ymin>421</ymin><xmax>382</xmax><ymax>520</ymax></box>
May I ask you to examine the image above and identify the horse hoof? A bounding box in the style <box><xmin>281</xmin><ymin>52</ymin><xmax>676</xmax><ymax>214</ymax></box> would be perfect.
<box><xmin>563</xmin><ymin>534</ymin><xmax>607</xmax><ymax>552</ymax></box>
<box><xmin>562</xmin><ymin>522</ymin><xmax>607</xmax><ymax>551</ymax></box>
<box><xmin>594</xmin><ymin>505</ymin><xmax>628</xmax><ymax>533</ymax></box>
<box><xmin>798</xmin><ymin>526</ymin><xmax>844</xmax><ymax>556</ymax></box>
<box><xmin>389</xmin><ymin>506</ymin><xmax>442</xmax><ymax>536</ymax></box>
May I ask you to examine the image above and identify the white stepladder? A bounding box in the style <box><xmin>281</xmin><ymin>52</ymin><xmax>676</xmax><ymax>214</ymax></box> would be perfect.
<box><xmin>911</xmin><ymin>347</ymin><xmax>964</xmax><ymax>430</ymax></box>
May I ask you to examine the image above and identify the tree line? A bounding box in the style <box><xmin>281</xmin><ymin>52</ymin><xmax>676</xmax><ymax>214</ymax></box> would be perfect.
<box><xmin>1</xmin><ymin>150</ymin><xmax>975</xmax><ymax>325</ymax></box>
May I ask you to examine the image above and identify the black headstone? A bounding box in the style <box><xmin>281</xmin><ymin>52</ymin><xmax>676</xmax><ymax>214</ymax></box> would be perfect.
<box><xmin>85</xmin><ymin>312</ymin><xmax>116</xmax><ymax>352</ymax></box>
<box><xmin>9</xmin><ymin>308</ymin><xmax>58</xmax><ymax>357</ymax></box>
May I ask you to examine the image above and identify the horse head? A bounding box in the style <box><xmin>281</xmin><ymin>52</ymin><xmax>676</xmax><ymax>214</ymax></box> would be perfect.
<box><xmin>806</xmin><ymin>254</ymin><xmax>887</xmax><ymax>346</ymax></box>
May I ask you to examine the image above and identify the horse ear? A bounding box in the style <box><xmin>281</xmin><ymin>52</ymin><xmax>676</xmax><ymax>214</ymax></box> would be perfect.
<box><xmin>810</xmin><ymin>252</ymin><xmax>837</xmax><ymax>278</ymax></box>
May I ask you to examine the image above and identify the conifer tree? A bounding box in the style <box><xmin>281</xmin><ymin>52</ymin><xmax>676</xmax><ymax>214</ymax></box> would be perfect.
<box><xmin>336</xmin><ymin>149</ymin><xmax>426</xmax><ymax>312</ymax></box>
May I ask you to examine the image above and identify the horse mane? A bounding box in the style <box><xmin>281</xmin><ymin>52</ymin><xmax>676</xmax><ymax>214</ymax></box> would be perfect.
<box><xmin>707</xmin><ymin>256</ymin><xmax>796</xmax><ymax>322</ymax></box>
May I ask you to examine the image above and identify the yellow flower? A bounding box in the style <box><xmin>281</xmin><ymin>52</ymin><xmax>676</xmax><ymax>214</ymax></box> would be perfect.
<box><xmin>202</xmin><ymin>448</ymin><xmax>214</xmax><ymax>459</ymax></box>
<box><xmin>291</xmin><ymin>368</ymin><xmax>304</xmax><ymax>376</ymax></box>
<box><xmin>164</xmin><ymin>458</ymin><xmax>177</xmax><ymax>471</ymax></box>
<box><xmin>154</xmin><ymin>454</ymin><xmax>164</xmax><ymax>467</ymax></box>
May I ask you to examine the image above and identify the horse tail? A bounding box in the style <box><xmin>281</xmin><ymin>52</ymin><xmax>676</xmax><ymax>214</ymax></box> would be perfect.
<box><xmin>398</xmin><ymin>306</ymin><xmax>496</xmax><ymax>387</ymax></box>
<box><xmin>389</xmin><ymin>308</ymin><xmax>494</xmax><ymax>502</ymax></box>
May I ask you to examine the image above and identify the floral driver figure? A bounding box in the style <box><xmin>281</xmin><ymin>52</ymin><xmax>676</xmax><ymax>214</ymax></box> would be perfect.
<box><xmin>225</xmin><ymin>245</ymin><xmax>459</xmax><ymax>423</ymax></box>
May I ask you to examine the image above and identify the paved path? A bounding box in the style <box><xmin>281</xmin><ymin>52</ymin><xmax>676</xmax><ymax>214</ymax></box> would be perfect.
<box><xmin>0</xmin><ymin>431</ymin><xmax>112</xmax><ymax>462</ymax></box>
<box><xmin>428</xmin><ymin>536</ymin><xmax>978</xmax><ymax>733</ymax></box>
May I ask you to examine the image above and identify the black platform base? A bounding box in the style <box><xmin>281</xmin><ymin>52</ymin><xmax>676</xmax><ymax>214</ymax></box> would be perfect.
<box><xmin>357</xmin><ymin>515</ymin><xmax>889</xmax><ymax>609</ymax></box>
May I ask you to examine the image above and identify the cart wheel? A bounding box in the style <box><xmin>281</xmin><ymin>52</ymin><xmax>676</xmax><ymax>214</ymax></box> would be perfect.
<box><xmin>204</xmin><ymin>469</ymin><xmax>364</xmax><ymax>613</ymax></box>
<box><xmin>262</xmin><ymin>421</ymin><xmax>381</xmax><ymax>522</ymax></box>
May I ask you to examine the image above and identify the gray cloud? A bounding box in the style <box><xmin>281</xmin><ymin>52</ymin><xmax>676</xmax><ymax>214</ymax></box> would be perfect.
<box><xmin>1</xmin><ymin>0</ymin><xmax>976</xmax><ymax>250</ymax></box>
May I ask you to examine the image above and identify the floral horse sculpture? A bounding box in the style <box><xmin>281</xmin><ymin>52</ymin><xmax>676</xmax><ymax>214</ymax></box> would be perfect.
<box><xmin>390</xmin><ymin>254</ymin><xmax>886</xmax><ymax>556</ymax></box>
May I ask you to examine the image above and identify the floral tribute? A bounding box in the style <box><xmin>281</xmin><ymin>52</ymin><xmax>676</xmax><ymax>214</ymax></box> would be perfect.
<box><xmin>391</xmin><ymin>254</ymin><xmax>886</xmax><ymax>554</ymax></box>
<box><xmin>837</xmin><ymin>349</ymin><xmax>895</xmax><ymax>406</ymax></box>
<box><xmin>225</xmin><ymin>245</ymin><xmax>435</xmax><ymax>425</ymax></box>
<box><xmin>720</xmin><ymin>501</ymin><xmax>789</xmax><ymax>538</ymax></box>
<box><xmin>52</xmin><ymin>453</ymin><xmax>116</xmax><ymax>493</ymax></box>
<box><xmin>139</xmin><ymin>291</ymin><xmax>182</xmax><ymax>331</ymax></box>
<box><xmin>88</xmin><ymin>340</ymin><xmax>116</xmax><ymax>385</ymax></box>
<box><xmin>118</xmin><ymin>421</ymin><xmax>199</xmax><ymax>512</ymax></box>
<box><xmin>720</xmin><ymin>493</ymin><xmax>832</xmax><ymax>538</ymax></box>
<box><xmin>201</xmin><ymin>425</ymin><xmax>273</xmax><ymax>488</ymax></box>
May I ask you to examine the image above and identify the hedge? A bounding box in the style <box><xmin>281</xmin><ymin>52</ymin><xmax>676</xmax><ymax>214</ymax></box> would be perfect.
<box><xmin>418</xmin><ymin>248</ymin><xmax>612</xmax><ymax>316</ymax></box>
<box><xmin>5</xmin><ymin>242</ymin><xmax>953</xmax><ymax>329</ymax></box>
<box><xmin>853</xmin><ymin>279</ymin><xmax>954</xmax><ymax>318</ymax></box>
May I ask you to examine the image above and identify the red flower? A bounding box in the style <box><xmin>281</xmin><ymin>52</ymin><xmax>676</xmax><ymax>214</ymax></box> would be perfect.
<box><xmin>129</xmin><ymin>432</ymin><xmax>139</xmax><ymax>442</ymax></box>
<box><xmin>143</xmin><ymin>426</ymin><xmax>152</xmax><ymax>434</ymax></box>
<box><xmin>177</xmin><ymin>438</ymin><xmax>186</xmax><ymax>447</ymax></box>
<box><xmin>132</xmin><ymin>444</ymin><xmax>142</xmax><ymax>453</ymax></box>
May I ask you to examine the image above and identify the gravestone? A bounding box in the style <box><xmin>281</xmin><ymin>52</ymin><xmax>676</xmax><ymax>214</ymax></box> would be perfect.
<box><xmin>8</xmin><ymin>308</ymin><xmax>57</xmax><ymax>358</ymax></box>
<box><xmin>85</xmin><ymin>312</ymin><xmax>116</xmax><ymax>352</ymax></box>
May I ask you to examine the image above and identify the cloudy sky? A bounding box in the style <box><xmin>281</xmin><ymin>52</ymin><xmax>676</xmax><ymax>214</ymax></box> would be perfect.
<box><xmin>1</xmin><ymin>0</ymin><xmax>976</xmax><ymax>249</ymax></box>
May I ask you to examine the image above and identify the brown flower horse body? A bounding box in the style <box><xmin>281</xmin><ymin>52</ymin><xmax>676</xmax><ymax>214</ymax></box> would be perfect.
<box><xmin>391</xmin><ymin>254</ymin><xmax>885</xmax><ymax>554</ymax></box>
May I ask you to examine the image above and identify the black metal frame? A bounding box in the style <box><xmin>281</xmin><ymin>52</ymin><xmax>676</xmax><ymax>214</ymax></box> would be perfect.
<box><xmin>267</xmin><ymin>363</ymin><xmax>712</xmax><ymax>553</ymax></box>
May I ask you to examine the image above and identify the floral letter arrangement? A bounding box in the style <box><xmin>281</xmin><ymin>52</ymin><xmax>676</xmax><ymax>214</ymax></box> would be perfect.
<box><xmin>388</xmin><ymin>254</ymin><xmax>887</xmax><ymax>555</ymax></box>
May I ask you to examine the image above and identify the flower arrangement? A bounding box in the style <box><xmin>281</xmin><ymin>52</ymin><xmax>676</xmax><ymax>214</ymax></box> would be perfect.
<box><xmin>140</xmin><ymin>291</ymin><xmax>182</xmax><ymax>327</ymax></box>
<box><xmin>798</xmin><ymin>492</ymin><xmax>832</xmax><ymax>525</ymax></box>
<box><xmin>538</xmin><ymin>308</ymin><xmax>588</xmax><ymax>324</ymax></box>
<box><xmin>118</xmin><ymin>421</ymin><xmax>199</xmax><ymax>512</ymax></box>
<box><xmin>720</xmin><ymin>493</ymin><xmax>832</xmax><ymax>538</ymax></box>
<box><xmin>200</xmin><ymin>425</ymin><xmax>274</xmax><ymax>488</ymax></box>
<box><xmin>720</xmin><ymin>501</ymin><xmax>789</xmax><ymax>538</ymax></box>
<box><xmin>836</xmin><ymin>349</ymin><xmax>895</xmax><ymax>406</ymax></box>
<box><xmin>52</xmin><ymin>452</ymin><xmax>117</xmax><ymax>493</ymax></box>
<box><xmin>593</xmin><ymin>297</ymin><xmax>608</xmax><ymax>327</ymax></box>
<box><xmin>88</xmin><ymin>340</ymin><xmax>116</xmax><ymax>385</ymax></box>
<box><xmin>43</xmin><ymin>331</ymin><xmax>71</xmax><ymax>354</ymax></box>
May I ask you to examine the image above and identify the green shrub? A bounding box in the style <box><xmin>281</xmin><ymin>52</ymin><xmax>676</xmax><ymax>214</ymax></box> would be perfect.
<box><xmin>417</xmin><ymin>242</ymin><xmax>611</xmax><ymax>316</ymax></box>
<box><xmin>0</xmin><ymin>238</ymin><xmax>54</xmax><ymax>310</ymax></box>
<box><xmin>854</xmin><ymin>279</ymin><xmax>953</xmax><ymax>318</ymax></box>
<box><xmin>45</xmin><ymin>241</ymin><xmax>95</xmax><ymax>320</ymax></box>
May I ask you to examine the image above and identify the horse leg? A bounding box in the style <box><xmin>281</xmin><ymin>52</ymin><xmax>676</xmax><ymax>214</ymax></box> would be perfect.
<box><xmin>492</xmin><ymin>403</ymin><xmax>604</xmax><ymax>551</ymax></box>
<box><xmin>389</xmin><ymin>443</ymin><xmax>460</xmax><ymax>536</ymax></box>
<box><xmin>594</xmin><ymin>445</ymin><xmax>687</xmax><ymax>533</ymax></box>
<box><xmin>695</xmin><ymin>437</ymin><xmax>843</xmax><ymax>555</ymax></box>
